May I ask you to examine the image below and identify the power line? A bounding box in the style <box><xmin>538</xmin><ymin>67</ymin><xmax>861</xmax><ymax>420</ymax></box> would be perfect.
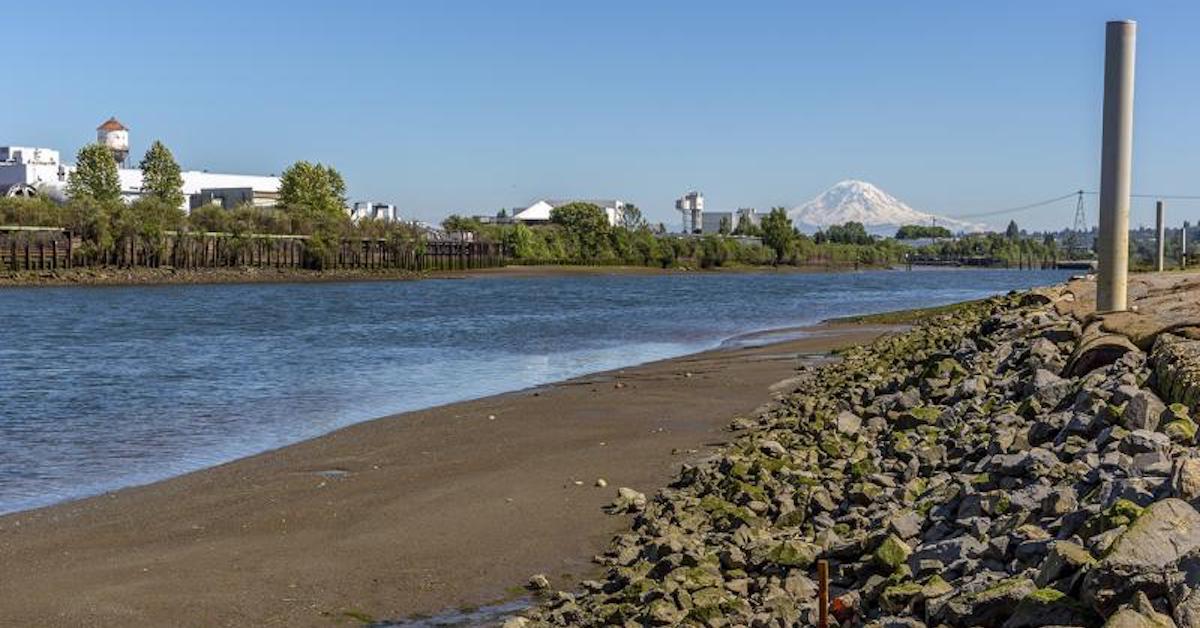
<box><xmin>947</xmin><ymin>191</ymin><xmax>1082</xmax><ymax>219</ymax></box>
<box><xmin>947</xmin><ymin>189</ymin><xmax>1200</xmax><ymax>221</ymax></box>
<box><xmin>1081</xmin><ymin>191</ymin><xmax>1200</xmax><ymax>201</ymax></box>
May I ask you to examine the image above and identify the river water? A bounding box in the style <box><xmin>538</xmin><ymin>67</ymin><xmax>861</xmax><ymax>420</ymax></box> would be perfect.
<box><xmin>0</xmin><ymin>268</ymin><xmax>1073</xmax><ymax>515</ymax></box>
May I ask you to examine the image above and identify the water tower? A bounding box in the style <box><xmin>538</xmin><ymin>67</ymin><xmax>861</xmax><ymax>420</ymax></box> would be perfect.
<box><xmin>96</xmin><ymin>117</ymin><xmax>130</xmax><ymax>166</ymax></box>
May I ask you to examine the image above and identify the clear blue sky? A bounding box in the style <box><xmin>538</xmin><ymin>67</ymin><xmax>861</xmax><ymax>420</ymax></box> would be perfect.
<box><xmin>7</xmin><ymin>1</ymin><xmax>1200</xmax><ymax>230</ymax></box>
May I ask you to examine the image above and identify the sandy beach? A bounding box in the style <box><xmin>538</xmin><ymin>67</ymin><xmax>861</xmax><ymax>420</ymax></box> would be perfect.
<box><xmin>0</xmin><ymin>321</ymin><xmax>896</xmax><ymax>627</ymax></box>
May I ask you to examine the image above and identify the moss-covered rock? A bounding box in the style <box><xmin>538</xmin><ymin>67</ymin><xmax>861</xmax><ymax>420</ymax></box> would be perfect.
<box><xmin>874</xmin><ymin>534</ymin><xmax>913</xmax><ymax>572</ymax></box>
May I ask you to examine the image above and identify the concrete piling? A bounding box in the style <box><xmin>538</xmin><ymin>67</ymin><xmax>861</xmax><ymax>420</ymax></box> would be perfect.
<box><xmin>1096</xmin><ymin>20</ymin><xmax>1137</xmax><ymax>312</ymax></box>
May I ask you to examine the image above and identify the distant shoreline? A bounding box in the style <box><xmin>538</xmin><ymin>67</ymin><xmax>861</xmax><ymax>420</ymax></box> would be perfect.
<box><xmin>0</xmin><ymin>262</ymin><xmax>887</xmax><ymax>288</ymax></box>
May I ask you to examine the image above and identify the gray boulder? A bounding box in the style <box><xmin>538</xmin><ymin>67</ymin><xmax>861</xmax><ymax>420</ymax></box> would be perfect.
<box><xmin>1083</xmin><ymin>499</ymin><xmax>1200</xmax><ymax>612</ymax></box>
<box><xmin>1124</xmin><ymin>390</ymin><xmax>1166</xmax><ymax>432</ymax></box>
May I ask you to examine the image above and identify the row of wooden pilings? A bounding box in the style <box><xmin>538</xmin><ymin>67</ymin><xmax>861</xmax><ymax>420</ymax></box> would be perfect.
<box><xmin>0</xmin><ymin>228</ymin><xmax>508</xmax><ymax>272</ymax></box>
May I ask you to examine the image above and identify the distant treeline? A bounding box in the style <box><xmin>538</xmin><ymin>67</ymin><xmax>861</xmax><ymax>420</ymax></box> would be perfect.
<box><xmin>444</xmin><ymin>205</ymin><xmax>906</xmax><ymax>269</ymax></box>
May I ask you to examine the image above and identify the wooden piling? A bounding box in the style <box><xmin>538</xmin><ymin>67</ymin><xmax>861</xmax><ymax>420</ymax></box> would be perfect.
<box><xmin>818</xmin><ymin>559</ymin><xmax>829</xmax><ymax>628</ymax></box>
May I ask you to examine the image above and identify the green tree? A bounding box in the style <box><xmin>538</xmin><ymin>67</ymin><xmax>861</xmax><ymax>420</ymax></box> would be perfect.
<box><xmin>1006</xmin><ymin>220</ymin><xmax>1020</xmax><ymax>240</ymax></box>
<box><xmin>819</xmin><ymin>222</ymin><xmax>873</xmax><ymax>245</ymax></box>
<box><xmin>760</xmin><ymin>207</ymin><xmax>796</xmax><ymax>263</ymax></box>
<box><xmin>67</xmin><ymin>143</ymin><xmax>122</xmax><ymax>205</ymax></box>
<box><xmin>896</xmin><ymin>224</ymin><xmax>952</xmax><ymax>240</ymax></box>
<box><xmin>719</xmin><ymin>215</ymin><xmax>732</xmax><ymax>236</ymax></box>
<box><xmin>550</xmin><ymin>202</ymin><xmax>611</xmax><ymax>260</ymax></box>
<box><xmin>139</xmin><ymin>141</ymin><xmax>185</xmax><ymax>209</ymax></box>
<box><xmin>278</xmin><ymin>161</ymin><xmax>348</xmax><ymax>268</ymax></box>
<box><xmin>443</xmin><ymin>214</ymin><xmax>483</xmax><ymax>233</ymax></box>
<box><xmin>279</xmin><ymin>161</ymin><xmax>346</xmax><ymax>219</ymax></box>
<box><xmin>620</xmin><ymin>204</ymin><xmax>647</xmax><ymax>231</ymax></box>
<box><xmin>734</xmin><ymin>213</ymin><xmax>761</xmax><ymax>236</ymax></box>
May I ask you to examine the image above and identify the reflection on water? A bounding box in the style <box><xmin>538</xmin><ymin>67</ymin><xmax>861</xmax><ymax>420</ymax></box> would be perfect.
<box><xmin>0</xmin><ymin>269</ymin><xmax>1072</xmax><ymax>514</ymax></box>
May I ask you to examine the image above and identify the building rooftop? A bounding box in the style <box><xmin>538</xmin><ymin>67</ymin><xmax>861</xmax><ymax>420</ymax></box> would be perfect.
<box><xmin>97</xmin><ymin>117</ymin><xmax>128</xmax><ymax>132</ymax></box>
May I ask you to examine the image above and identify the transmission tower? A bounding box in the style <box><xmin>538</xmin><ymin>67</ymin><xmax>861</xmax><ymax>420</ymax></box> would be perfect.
<box><xmin>1065</xmin><ymin>190</ymin><xmax>1088</xmax><ymax>257</ymax></box>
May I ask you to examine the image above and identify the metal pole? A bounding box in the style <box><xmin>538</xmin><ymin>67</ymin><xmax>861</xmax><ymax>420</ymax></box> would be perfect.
<box><xmin>1156</xmin><ymin>201</ymin><xmax>1166</xmax><ymax>272</ymax></box>
<box><xmin>1184</xmin><ymin>224</ymin><xmax>1189</xmax><ymax>269</ymax></box>
<box><xmin>1096</xmin><ymin>20</ymin><xmax>1137</xmax><ymax>312</ymax></box>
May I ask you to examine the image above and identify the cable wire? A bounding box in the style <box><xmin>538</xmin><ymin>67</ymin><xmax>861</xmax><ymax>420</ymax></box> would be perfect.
<box><xmin>947</xmin><ymin>191</ymin><xmax>1082</xmax><ymax>219</ymax></box>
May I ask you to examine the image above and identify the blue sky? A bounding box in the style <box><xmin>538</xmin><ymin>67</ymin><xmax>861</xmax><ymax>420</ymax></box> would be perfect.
<box><xmin>7</xmin><ymin>1</ymin><xmax>1199</xmax><ymax>230</ymax></box>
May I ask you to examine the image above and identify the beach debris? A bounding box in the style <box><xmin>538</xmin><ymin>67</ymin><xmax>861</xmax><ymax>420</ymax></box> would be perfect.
<box><xmin>595</xmin><ymin>478</ymin><xmax>607</xmax><ymax>488</ymax></box>
<box><xmin>512</xmin><ymin>284</ymin><xmax>1200</xmax><ymax>626</ymax></box>
<box><xmin>487</xmin><ymin>414</ymin><xmax>496</xmax><ymax>421</ymax></box>
<box><xmin>572</xmin><ymin>480</ymin><xmax>583</xmax><ymax>486</ymax></box>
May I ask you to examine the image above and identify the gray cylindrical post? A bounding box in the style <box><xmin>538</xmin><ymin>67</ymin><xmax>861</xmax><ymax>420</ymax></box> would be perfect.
<box><xmin>1156</xmin><ymin>201</ymin><xmax>1165</xmax><ymax>272</ymax></box>
<box><xmin>1096</xmin><ymin>20</ymin><xmax>1137</xmax><ymax>312</ymax></box>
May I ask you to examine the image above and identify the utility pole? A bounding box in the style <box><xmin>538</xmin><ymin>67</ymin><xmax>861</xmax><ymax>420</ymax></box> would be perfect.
<box><xmin>1156</xmin><ymin>201</ymin><xmax>1165</xmax><ymax>272</ymax></box>
<box><xmin>1096</xmin><ymin>20</ymin><xmax>1137</xmax><ymax>312</ymax></box>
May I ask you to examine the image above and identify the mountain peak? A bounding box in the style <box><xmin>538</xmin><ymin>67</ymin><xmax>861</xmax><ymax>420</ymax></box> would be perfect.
<box><xmin>790</xmin><ymin>181</ymin><xmax>982</xmax><ymax>235</ymax></box>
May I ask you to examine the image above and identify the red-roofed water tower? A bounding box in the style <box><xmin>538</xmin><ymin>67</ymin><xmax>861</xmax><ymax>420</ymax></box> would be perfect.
<box><xmin>96</xmin><ymin>117</ymin><xmax>130</xmax><ymax>166</ymax></box>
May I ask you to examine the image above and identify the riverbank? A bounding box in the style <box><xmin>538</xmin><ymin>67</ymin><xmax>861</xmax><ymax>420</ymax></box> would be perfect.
<box><xmin>515</xmin><ymin>272</ymin><xmax>1200</xmax><ymax>627</ymax></box>
<box><xmin>0</xmin><ymin>321</ymin><xmax>898</xmax><ymax>627</ymax></box>
<box><xmin>0</xmin><ymin>261</ymin><xmax>886</xmax><ymax>288</ymax></box>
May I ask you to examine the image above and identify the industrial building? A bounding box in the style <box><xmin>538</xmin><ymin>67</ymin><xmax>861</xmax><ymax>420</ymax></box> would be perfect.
<box><xmin>701</xmin><ymin>211</ymin><xmax>734</xmax><ymax>234</ymax></box>
<box><xmin>512</xmin><ymin>198</ymin><xmax>628</xmax><ymax>226</ymax></box>
<box><xmin>675</xmin><ymin>191</ymin><xmax>704</xmax><ymax>233</ymax></box>
<box><xmin>349</xmin><ymin>201</ymin><xmax>398</xmax><ymax>222</ymax></box>
<box><xmin>0</xmin><ymin>118</ymin><xmax>281</xmax><ymax>212</ymax></box>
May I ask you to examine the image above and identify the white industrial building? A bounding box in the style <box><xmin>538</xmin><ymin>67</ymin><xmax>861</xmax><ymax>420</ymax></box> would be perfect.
<box><xmin>675</xmin><ymin>191</ymin><xmax>704</xmax><ymax>233</ymax></box>
<box><xmin>349</xmin><ymin>201</ymin><xmax>398</xmax><ymax>222</ymax></box>
<box><xmin>0</xmin><ymin>117</ymin><xmax>281</xmax><ymax>212</ymax></box>
<box><xmin>512</xmin><ymin>198</ymin><xmax>628</xmax><ymax>226</ymax></box>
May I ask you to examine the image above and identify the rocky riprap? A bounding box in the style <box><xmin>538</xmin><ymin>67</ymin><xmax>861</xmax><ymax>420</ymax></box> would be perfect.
<box><xmin>509</xmin><ymin>286</ymin><xmax>1200</xmax><ymax>627</ymax></box>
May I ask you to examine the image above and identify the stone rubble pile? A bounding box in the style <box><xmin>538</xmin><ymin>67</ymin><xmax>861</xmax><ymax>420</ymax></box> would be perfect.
<box><xmin>513</xmin><ymin>289</ymin><xmax>1200</xmax><ymax>627</ymax></box>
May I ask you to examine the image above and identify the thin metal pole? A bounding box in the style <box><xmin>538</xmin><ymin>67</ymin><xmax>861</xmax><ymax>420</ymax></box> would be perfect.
<box><xmin>1156</xmin><ymin>201</ymin><xmax>1165</xmax><ymax>272</ymax></box>
<box><xmin>1096</xmin><ymin>20</ymin><xmax>1137</xmax><ymax>311</ymax></box>
<box><xmin>1184</xmin><ymin>224</ymin><xmax>1189</xmax><ymax>269</ymax></box>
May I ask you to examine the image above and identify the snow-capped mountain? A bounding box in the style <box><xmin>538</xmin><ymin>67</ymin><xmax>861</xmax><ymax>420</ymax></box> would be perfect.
<box><xmin>790</xmin><ymin>180</ymin><xmax>984</xmax><ymax>235</ymax></box>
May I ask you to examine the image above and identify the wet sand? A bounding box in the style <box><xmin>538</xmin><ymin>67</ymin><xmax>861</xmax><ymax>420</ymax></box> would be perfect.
<box><xmin>0</xmin><ymin>323</ymin><xmax>897</xmax><ymax>627</ymax></box>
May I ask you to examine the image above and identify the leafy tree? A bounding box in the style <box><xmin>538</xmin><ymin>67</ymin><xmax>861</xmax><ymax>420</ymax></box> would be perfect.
<box><xmin>278</xmin><ymin>161</ymin><xmax>348</xmax><ymax>268</ymax></box>
<box><xmin>896</xmin><ymin>224</ymin><xmax>952</xmax><ymax>240</ymax></box>
<box><xmin>279</xmin><ymin>161</ymin><xmax>347</xmax><ymax>219</ymax></box>
<box><xmin>497</xmin><ymin>208</ymin><xmax>508</xmax><ymax>219</ymax></box>
<box><xmin>760</xmin><ymin>207</ymin><xmax>795</xmax><ymax>263</ymax></box>
<box><xmin>0</xmin><ymin>195</ymin><xmax>67</xmax><ymax>227</ymax></box>
<box><xmin>139</xmin><ymin>141</ymin><xmax>185</xmax><ymax>209</ymax></box>
<box><xmin>67</xmin><ymin>143</ymin><xmax>122</xmax><ymax>205</ymax></box>
<box><xmin>443</xmin><ymin>214</ymin><xmax>483</xmax><ymax>233</ymax></box>
<box><xmin>620</xmin><ymin>204</ymin><xmax>647</xmax><ymax>231</ymax></box>
<box><xmin>1006</xmin><ymin>220</ymin><xmax>1020</xmax><ymax>240</ymax></box>
<box><xmin>818</xmin><ymin>222</ymin><xmax>874</xmax><ymax>245</ymax></box>
<box><xmin>550</xmin><ymin>202</ymin><xmax>611</xmax><ymax>260</ymax></box>
<box><xmin>734</xmin><ymin>213</ymin><xmax>761</xmax><ymax>236</ymax></box>
<box><xmin>719</xmin><ymin>215</ymin><xmax>732</xmax><ymax>236</ymax></box>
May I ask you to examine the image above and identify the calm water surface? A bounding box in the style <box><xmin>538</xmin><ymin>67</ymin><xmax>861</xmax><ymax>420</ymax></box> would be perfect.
<box><xmin>0</xmin><ymin>268</ymin><xmax>1072</xmax><ymax>514</ymax></box>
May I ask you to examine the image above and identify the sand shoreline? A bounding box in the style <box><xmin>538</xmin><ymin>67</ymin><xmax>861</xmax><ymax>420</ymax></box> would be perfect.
<box><xmin>0</xmin><ymin>321</ymin><xmax>898</xmax><ymax>627</ymax></box>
